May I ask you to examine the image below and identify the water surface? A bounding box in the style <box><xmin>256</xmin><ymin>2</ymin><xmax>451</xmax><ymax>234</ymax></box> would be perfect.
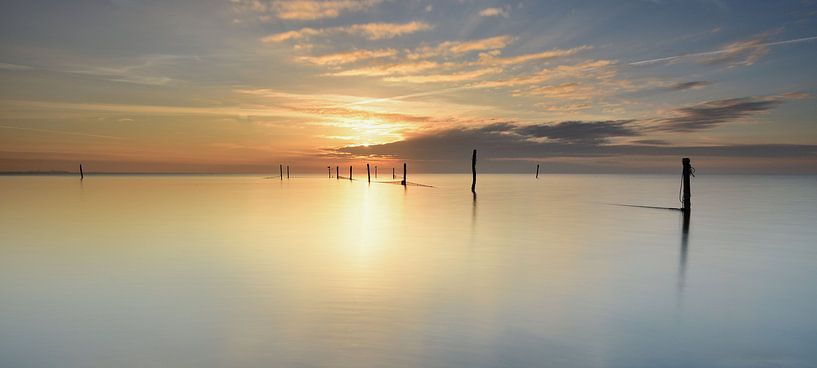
<box><xmin>2</xmin><ymin>174</ymin><xmax>816</xmax><ymax>367</ymax></box>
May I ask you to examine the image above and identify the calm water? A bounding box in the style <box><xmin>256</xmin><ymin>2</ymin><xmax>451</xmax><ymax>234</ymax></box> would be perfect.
<box><xmin>1</xmin><ymin>174</ymin><xmax>816</xmax><ymax>368</ymax></box>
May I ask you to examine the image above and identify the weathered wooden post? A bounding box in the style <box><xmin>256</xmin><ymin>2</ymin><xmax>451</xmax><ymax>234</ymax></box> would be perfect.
<box><xmin>682</xmin><ymin>158</ymin><xmax>692</xmax><ymax>211</ymax></box>
<box><xmin>536</xmin><ymin>164</ymin><xmax>539</xmax><ymax>179</ymax></box>
<box><xmin>471</xmin><ymin>149</ymin><xmax>477</xmax><ymax>193</ymax></box>
<box><xmin>392</xmin><ymin>168</ymin><xmax>395</xmax><ymax>179</ymax></box>
<box><xmin>328</xmin><ymin>166</ymin><xmax>331</xmax><ymax>178</ymax></box>
<box><xmin>349</xmin><ymin>165</ymin><xmax>353</xmax><ymax>181</ymax></box>
<box><xmin>79</xmin><ymin>164</ymin><xmax>84</xmax><ymax>180</ymax></box>
<box><xmin>280</xmin><ymin>164</ymin><xmax>283</xmax><ymax>180</ymax></box>
<box><xmin>367</xmin><ymin>163</ymin><xmax>371</xmax><ymax>183</ymax></box>
<box><xmin>336</xmin><ymin>166</ymin><xmax>339</xmax><ymax>180</ymax></box>
<box><xmin>401</xmin><ymin>163</ymin><xmax>407</xmax><ymax>186</ymax></box>
<box><xmin>287</xmin><ymin>165</ymin><xmax>290</xmax><ymax>179</ymax></box>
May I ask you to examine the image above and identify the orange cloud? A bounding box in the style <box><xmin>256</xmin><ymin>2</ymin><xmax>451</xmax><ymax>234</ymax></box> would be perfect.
<box><xmin>297</xmin><ymin>49</ymin><xmax>397</xmax><ymax>65</ymax></box>
<box><xmin>262</xmin><ymin>21</ymin><xmax>432</xmax><ymax>43</ymax></box>
<box><xmin>268</xmin><ymin>0</ymin><xmax>383</xmax><ymax>20</ymax></box>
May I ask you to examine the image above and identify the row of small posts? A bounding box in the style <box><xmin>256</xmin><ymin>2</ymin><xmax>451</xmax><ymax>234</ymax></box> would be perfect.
<box><xmin>77</xmin><ymin>154</ymin><xmax>692</xmax><ymax>209</ymax></box>
<box><xmin>280</xmin><ymin>154</ymin><xmax>692</xmax><ymax>209</ymax></box>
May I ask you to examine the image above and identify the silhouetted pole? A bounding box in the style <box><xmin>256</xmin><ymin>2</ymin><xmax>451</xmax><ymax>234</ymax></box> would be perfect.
<box><xmin>279</xmin><ymin>164</ymin><xmax>283</xmax><ymax>180</ymax></box>
<box><xmin>79</xmin><ymin>164</ymin><xmax>84</xmax><ymax>180</ymax></box>
<box><xmin>392</xmin><ymin>168</ymin><xmax>395</xmax><ymax>179</ymax></box>
<box><xmin>328</xmin><ymin>166</ymin><xmax>331</xmax><ymax>178</ymax></box>
<box><xmin>536</xmin><ymin>164</ymin><xmax>539</xmax><ymax>179</ymax></box>
<box><xmin>367</xmin><ymin>163</ymin><xmax>371</xmax><ymax>183</ymax></box>
<box><xmin>682</xmin><ymin>158</ymin><xmax>692</xmax><ymax>211</ymax></box>
<box><xmin>471</xmin><ymin>149</ymin><xmax>477</xmax><ymax>193</ymax></box>
<box><xmin>401</xmin><ymin>163</ymin><xmax>406</xmax><ymax>186</ymax></box>
<box><xmin>336</xmin><ymin>166</ymin><xmax>339</xmax><ymax>180</ymax></box>
<box><xmin>349</xmin><ymin>166</ymin><xmax>352</xmax><ymax>181</ymax></box>
<box><xmin>287</xmin><ymin>165</ymin><xmax>290</xmax><ymax>179</ymax></box>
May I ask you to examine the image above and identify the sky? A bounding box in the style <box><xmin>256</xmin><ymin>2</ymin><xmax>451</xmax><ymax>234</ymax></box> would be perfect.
<box><xmin>1</xmin><ymin>0</ymin><xmax>816</xmax><ymax>173</ymax></box>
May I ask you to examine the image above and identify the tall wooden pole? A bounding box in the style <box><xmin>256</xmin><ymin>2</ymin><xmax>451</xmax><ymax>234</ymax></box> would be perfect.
<box><xmin>328</xmin><ymin>166</ymin><xmax>331</xmax><ymax>178</ymax></box>
<box><xmin>682</xmin><ymin>158</ymin><xmax>692</xmax><ymax>211</ymax></box>
<box><xmin>349</xmin><ymin>166</ymin><xmax>352</xmax><ymax>181</ymax></box>
<box><xmin>536</xmin><ymin>164</ymin><xmax>539</xmax><ymax>179</ymax></box>
<box><xmin>336</xmin><ymin>166</ymin><xmax>339</xmax><ymax>180</ymax></box>
<box><xmin>392</xmin><ymin>168</ymin><xmax>395</xmax><ymax>179</ymax></box>
<box><xmin>280</xmin><ymin>164</ymin><xmax>283</xmax><ymax>180</ymax></box>
<box><xmin>471</xmin><ymin>149</ymin><xmax>477</xmax><ymax>193</ymax></box>
<box><xmin>367</xmin><ymin>163</ymin><xmax>371</xmax><ymax>183</ymax></box>
<box><xmin>287</xmin><ymin>165</ymin><xmax>290</xmax><ymax>179</ymax></box>
<box><xmin>401</xmin><ymin>163</ymin><xmax>407</xmax><ymax>186</ymax></box>
<box><xmin>79</xmin><ymin>164</ymin><xmax>84</xmax><ymax>180</ymax></box>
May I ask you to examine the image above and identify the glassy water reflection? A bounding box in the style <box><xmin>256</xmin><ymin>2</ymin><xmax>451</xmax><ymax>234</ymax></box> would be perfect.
<box><xmin>1</xmin><ymin>174</ymin><xmax>816</xmax><ymax>367</ymax></box>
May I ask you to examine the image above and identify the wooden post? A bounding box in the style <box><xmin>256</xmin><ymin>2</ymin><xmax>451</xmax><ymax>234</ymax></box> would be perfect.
<box><xmin>287</xmin><ymin>165</ymin><xmax>290</xmax><ymax>179</ymax></box>
<box><xmin>392</xmin><ymin>168</ymin><xmax>395</xmax><ymax>179</ymax></box>
<box><xmin>375</xmin><ymin>166</ymin><xmax>378</xmax><ymax>178</ymax></box>
<box><xmin>401</xmin><ymin>163</ymin><xmax>406</xmax><ymax>186</ymax></box>
<box><xmin>79</xmin><ymin>164</ymin><xmax>84</xmax><ymax>180</ymax></box>
<box><xmin>280</xmin><ymin>164</ymin><xmax>283</xmax><ymax>180</ymax></box>
<box><xmin>328</xmin><ymin>166</ymin><xmax>331</xmax><ymax>178</ymax></box>
<box><xmin>536</xmin><ymin>164</ymin><xmax>539</xmax><ymax>179</ymax></box>
<box><xmin>471</xmin><ymin>149</ymin><xmax>477</xmax><ymax>193</ymax></box>
<box><xmin>349</xmin><ymin>166</ymin><xmax>352</xmax><ymax>181</ymax></box>
<box><xmin>336</xmin><ymin>166</ymin><xmax>339</xmax><ymax>180</ymax></box>
<box><xmin>367</xmin><ymin>163</ymin><xmax>371</xmax><ymax>183</ymax></box>
<box><xmin>682</xmin><ymin>158</ymin><xmax>692</xmax><ymax>211</ymax></box>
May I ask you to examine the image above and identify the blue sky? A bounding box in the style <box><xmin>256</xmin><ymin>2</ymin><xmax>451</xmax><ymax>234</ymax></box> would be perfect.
<box><xmin>1</xmin><ymin>0</ymin><xmax>816</xmax><ymax>172</ymax></box>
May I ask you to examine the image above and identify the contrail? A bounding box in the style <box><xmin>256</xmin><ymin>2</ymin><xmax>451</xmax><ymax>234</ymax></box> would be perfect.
<box><xmin>627</xmin><ymin>34</ymin><xmax>817</xmax><ymax>66</ymax></box>
<box><xmin>0</xmin><ymin>125</ymin><xmax>126</xmax><ymax>140</ymax></box>
<box><xmin>351</xmin><ymin>35</ymin><xmax>817</xmax><ymax>104</ymax></box>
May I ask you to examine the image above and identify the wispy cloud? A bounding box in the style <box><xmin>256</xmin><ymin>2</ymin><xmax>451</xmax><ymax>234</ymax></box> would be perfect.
<box><xmin>0</xmin><ymin>62</ymin><xmax>34</xmax><ymax>71</ymax></box>
<box><xmin>651</xmin><ymin>94</ymin><xmax>807</xmax><ymax>132</ymax></box>
<box><xmin>0</xmin><ymin>125</ymin><xmax>125</xmax><ymax>140</ymax></box>
<box><xmin>297</xmin><ymin>49</ymin><xmax>397</xmax><ymax>65</ymax></box>
<box><xmin>405</xmin><ymin>35</ymin><xmax>514</xmax><ymax>59</ymax></box>
<box><xmin>477</xmin><ymin>45</ymin><xmax>591</xmax><ymax>65</ymax></box>
<box><xmin>479</xmin><ymin>7</ymin><xmax>509</xmax><ymax>17</ymax></box>
<box><xmin>262</xmin><ymin>21</ymin><xmax>432</xmax><ymax>43</ymax></box>
<box><xmin>668</xmin><ymin>81</ymin><xmax>711</xmax><ymax>91</ymax></box>
<box><xmin>233</xmin><ymin>0</ymin><xmax>383</xmax><ymax>20</ymax></box>
<box><xmin>326</xmin><ymin>60</ymin><xmax>441</xmax><ymax>77</ymax></box>
<box><xmin>383</xmin><ymin>67</ymin><xmax>502</xmax><ymax>83</ymax></box>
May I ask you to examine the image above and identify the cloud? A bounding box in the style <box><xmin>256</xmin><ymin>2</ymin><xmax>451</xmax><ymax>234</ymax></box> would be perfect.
<box><xmin>479</xmin><ymin>7</ymin><xmax>509</xmax><ymax>17</ymax></box>
<box><xmin>536</xmin><ymin>103</ymin><xmax>592</xmax><ymax>112</ymax></box>
<box><xmin>332</xmin><ymin>121</ymin><xmax>817</xmax><ymax>164</ymax></box>
<box><xmin>297</xmin><ymin>49</ymin><xmax>397</xmax><ymax>65</ymax></box>
<box><xmin>262</xmin><ymin>21</ymin><xmax>432</xmax><ymax>43</ymax></box>
<box><xmin>342</xmin><ymin>21</ymin><xmax>433</xmax><ymax>40</ymax></box>
<box><xmin>652</xmin><ymin>95</ymin><xmax>797</xmax><ymax>132</ymax></box>
<box><xmin>234</xmin><ymin>0</ymin><xmax>384</xmax><ymax>20</ymax></box>
<box><xmin>382</xmin><ymin>67</ymin><xmax>501</xmax><ymax>83</ymax></box>
<box><xmin>668</xmin><ymin>81</ymin><xmax>711</xmax><ymax>90</ymax></box>
<box><xmin>516</xmin><ymin>120</ymin><xmax>639</xmax><ymax>144</ymax></box>
<box><xmin>326</xmin><ymin>60</ymin><xmax>441</xmax><ymax>77</ymax></box>
<box><xmin>700</xmin><ymin>34</ymin><xmax>771</xmax><ymax>66</ymax></box>
<box><xmin>0</xmin><ymin>62</ymin><xmax>34</xmax><ymax>71</ymax></box>
<box><xmin>477</xmin><ymin>46</ymin><xmax>591</xmax><ymax>65</ymax></box>
<box><xmin>261</xmin><ymin>28</ymin><xmax>321</xmax><ymax>42</ymax></box>
<box><xmin>402</xmin><ymin>36</ymin><xmax>514</xmax><ymax>61</ymax></box>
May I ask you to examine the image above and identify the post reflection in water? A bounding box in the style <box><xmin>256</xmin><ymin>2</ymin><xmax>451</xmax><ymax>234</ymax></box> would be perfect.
<box><xmin>678</xmin><ymin>209</ymin><xmax>691</xmax><ymax>296</ymax></box>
